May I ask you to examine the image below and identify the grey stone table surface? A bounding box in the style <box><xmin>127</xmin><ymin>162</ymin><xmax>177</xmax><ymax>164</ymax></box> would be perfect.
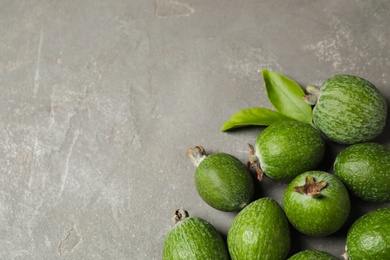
<box><xmin>1</xmin><ymin>0</ymin><xmax>390</xmax><ymax>259</ymax></box>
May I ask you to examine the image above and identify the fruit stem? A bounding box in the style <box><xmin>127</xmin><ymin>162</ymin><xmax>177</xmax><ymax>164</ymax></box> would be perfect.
<box><xmin>171</xmin><ymin>208</ymin><xmax>189</xmax><ymax>225</ymax></box>
<box><xmin>342</xmin><ymin>248</ymin><xmax>349</xmax><ymax>260</ymax></box>
<box><xmin>303</xmin><ymin>85</ymin><xmax>320</xmax><ymax>105</ymax></box>
<box><xmin>293</xmin><ymin>176</ymin><xmax>327</xmax><ymax>198</ymax></box>
<box><xmin>186</xmin><ymin>146</ymin><xmax>206</xmax><ymax>167</ymax></box>
<box><xmin>247</xmin><ymin>143</ymin><xmax>263</xmax><ymax>182</ymax></box>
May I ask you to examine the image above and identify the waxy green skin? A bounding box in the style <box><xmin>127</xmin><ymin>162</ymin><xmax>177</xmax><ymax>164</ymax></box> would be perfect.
<box><xmin>334</xmin><ymin>142</ymin><xmax>390</xmax><ymax>202</ymax></box>
<box><xmin>283</xmin><ymin>171</ymin><xmax>351</xmax><ymax>237</ymax></box>
<box><xmin>255</xmin><ymin>120</ymin><xmax>325</xmax><ymax>181</ymax></box>
<box><xmin>227</xmin><ymin>197</ymin><xmax>291</xmax><ymax>260</ymax></box>
<box><xmin>288</xmin><ymin>250</ymin><xmax>338</xmax><ymax>260</ymax></box>
<box><xmin>162</xmin><ymin>217</ymin><xmax>229</xmax><ymax>260</ymax></box>
<box><xmin>195</xmin><ymin>153</ymin><xmax>254</xmax><ymax>211</ymax></box>
<box><xmin>312</xmin><ymin>74</ymin><xmax>387</xmax><ymax>144</ymax></box>
<box><xmin>345</xmin><ymin>207</ymin><xmax>390</xmax><ymax>259</ymax></box>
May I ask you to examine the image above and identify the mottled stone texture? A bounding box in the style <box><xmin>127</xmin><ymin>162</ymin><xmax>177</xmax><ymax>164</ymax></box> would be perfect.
<box><xmin>1</xmin><ymin>0</ymin><xmax>390</xmax><ymax>259</ymax></box>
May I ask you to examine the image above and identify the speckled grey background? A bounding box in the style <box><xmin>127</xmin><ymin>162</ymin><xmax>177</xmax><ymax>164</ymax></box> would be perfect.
<box><xmin>1</xmin><ymin>0</ymin><xmax>390</xmax><ymax>259</ymax></box>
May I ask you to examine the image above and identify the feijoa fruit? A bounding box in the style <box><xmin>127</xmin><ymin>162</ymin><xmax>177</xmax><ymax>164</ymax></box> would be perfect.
<box><xmin>162</xmin><ymin>208</ymin><xmax>229</xmax><ymax>259</ymax></box>
<box><xmin>344</xmin><ymin>207</ymin><xmax>390</xmax><ymax>260</ymax></box>
<box><xmin>306</xmin><ymin>74</ymin><xmax>387</xmax><ymax>144</ymax></box>
<box><xmin>227</xmin><ymin>197</ymin><xmax>291</xmax><ymax>259</ymax></box>
<box><xmin>288</xmin><ymin>250</ymin><xmax>339</xmax><ymax>260</ymax></box>
<box><xmin>248</xmin><ymin>120</ymin><xmax>325</xmax><ymax>181</ymax></box>
<box><xmin>283</xmin><ymin>171</ymin><xmax>350</xmax><ymax>237</ymax></box>
<box><xmin>334</xmin><ymin>142</ymin><xmax>390</xmax><ymax>202</ymax></box>
<box><xmin>187</xmin><ymin>146</ymin><xmax>254</xmax><ymax>211</ymax></box>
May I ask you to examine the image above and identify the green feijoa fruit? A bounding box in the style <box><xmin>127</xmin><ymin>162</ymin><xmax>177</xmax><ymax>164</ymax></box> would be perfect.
<box><xmin>288</xmin><ymin>250</ymin><xmax>338</xmax><ymax>260</ymax></box>
<box><xmin>344</xmin><ymin>207</ymin><xmax>390</xmax><ymax>259</ymax></box>
<box><xmin>187</xmin><ymin>146</ymin><xmax>254</xmax><ymax>211</ymax></box>
<box><xmin>306</xmin><ymin>74</ymin><xmax>387</xmax><ymax>144</ymax></box>
<box><xmin>162</xmin><ymin>208</ymin><xmax>229</xmax><ymax>260</ymax></box>
<box><xmin>227</xmin><ymin>197</ymin><xmax>291</xmax><ymax>260</ymax></box>
<box><xmin>283</xmin><ymin>171</ymin><xmax>350</xmax><ymax>237</ymax></box>
<box><xmin>334</xmin><ymin>142</ymin><xmax>390</xmax><ymax>202</ymax></box>
<box><xmin>248</xmin><ymin>120</ymin><xmax>325</xmax><ymax>181</ymax></box>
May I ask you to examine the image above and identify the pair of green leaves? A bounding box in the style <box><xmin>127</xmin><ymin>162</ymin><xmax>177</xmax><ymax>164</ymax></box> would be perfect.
<box><xmin>221</xmin><ymin>69</ymin><xmax>313</xmax><ymax>131</ymax></box>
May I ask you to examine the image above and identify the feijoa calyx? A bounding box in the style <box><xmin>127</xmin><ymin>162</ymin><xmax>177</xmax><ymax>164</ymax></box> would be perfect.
<box><xmin>248</xmin><ymin>120</ymin><xmax>325</xmax><ymax>181</ymax></box>
<box><xmin>162</xmin><ymin>208</ymin><xmax>229</xmax><ymax>260</ymax></box>
<box><xmin>187</xmin><ymin>146</ymin><xmax>254</xmax><ymax>211</ymax></box>
<box><xmin>283</xmin><ymin>171</ymin><xmax>350</xmax><ymax>237</ymax></box>
<box><xmin>344</xmin><ymin>207</ymin><xmax>390</xmax><ymax>259</ymax></box>
<box><xmin>227</xmin><ymin>197</ymin><xmax>291</xmax><ymax>259</ymax></box>
<box><xmin>334</xmin><ymin>142</ymin><xmax>390</xmax><ymax>202</ymax></box>
<box><xmin>305</xmin><ymin>74</ymin><xmax>387</xmax><ymax>144</ymax></box>
<box><xmin>288</xmin><ymin>250</ymin><xmax>339</xmax><ymax>260</ymax></box>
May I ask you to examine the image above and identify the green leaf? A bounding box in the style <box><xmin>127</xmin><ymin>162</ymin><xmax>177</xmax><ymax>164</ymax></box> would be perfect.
<box><xmin>221</xmin><ymin>107</ymin><xmax>293</xmax><ymax>131</ymax></box>
<box><xmin>261</xmin><ymin>69</ymin><xmax>312</xmax><ymax>124</ymax></box>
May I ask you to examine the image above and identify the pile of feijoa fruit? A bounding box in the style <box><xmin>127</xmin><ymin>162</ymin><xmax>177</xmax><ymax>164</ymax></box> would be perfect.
<box><xmin>162</xmin><ymin>70</ymin><xmax>390</xmax><ymax>259</ymax></box>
